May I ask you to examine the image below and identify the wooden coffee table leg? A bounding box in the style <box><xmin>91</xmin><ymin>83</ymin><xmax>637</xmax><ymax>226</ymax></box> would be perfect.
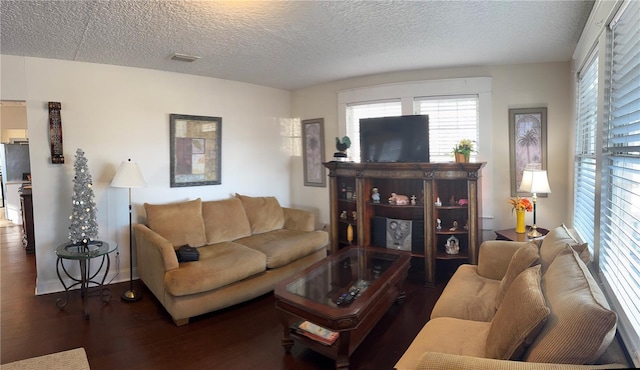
<box><xmin>280</xmin><ymin>314</ymin><xmax>294</xmax><ymax>353</ymax></box>
<box><xmin>335</xmin><ymin>331</ymin><xmax>350</xmax><ymax>369</ymax></box>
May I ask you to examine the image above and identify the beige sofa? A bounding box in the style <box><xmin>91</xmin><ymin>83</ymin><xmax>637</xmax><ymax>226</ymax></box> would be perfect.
<box><xmin>396</xmin><ymin>225</ymin><xmax>630</xmax><ymax>369</ymax></box>
<box><xmin>133</xmin><ymin>194</ymin><xmax>329</xmax><ymax>326</ymax></box>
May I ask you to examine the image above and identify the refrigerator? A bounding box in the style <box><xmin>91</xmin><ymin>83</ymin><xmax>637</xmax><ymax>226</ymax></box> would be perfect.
<box><xmin>1</xmin><ymin>143</ymin><xmax>31</xmax><ymax>223</ymax></box>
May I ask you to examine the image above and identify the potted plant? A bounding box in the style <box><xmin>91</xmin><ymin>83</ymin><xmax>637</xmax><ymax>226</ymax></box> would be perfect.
<box><xmin>452</xmin><ymin>139</ymin><xmax>475</xmax><ymax>163</ymax></box>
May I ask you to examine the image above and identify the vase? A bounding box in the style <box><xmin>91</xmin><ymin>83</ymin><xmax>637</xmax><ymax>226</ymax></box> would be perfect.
<box><xmin>515</xmin><ymin>209</ymin><xmax>526</xmax><ymax>234</ymax></box>
<box><xmin>454</xmin><ymin>153</ymin><xmax>469</xmax><ymax>163</ymax></box>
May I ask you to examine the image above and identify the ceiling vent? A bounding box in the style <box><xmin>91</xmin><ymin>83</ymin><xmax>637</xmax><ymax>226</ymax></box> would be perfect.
<box><xmin>170</xmin><ymin>53</ymin><xmax>201</xmax><ymax>63</ymax></box>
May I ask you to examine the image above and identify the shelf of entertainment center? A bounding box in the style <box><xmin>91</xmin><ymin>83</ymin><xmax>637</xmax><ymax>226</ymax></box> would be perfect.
<box><xmin>435</xmin><ymin>205</ymin><xmax>468</xmax><ymax>210</ymax></box>
<box><xmin>435</xmin><ymin>230</ymin><xmax>468</xmax><ymax>235</ymax></box>
<box><xmin>368</xmin><ymin>202</ymin><xmax>423</xmax><ymax>209</ymax></box>
<box><xmin>436</xmin><ymin>251</ymin><xmax>469</xmax><ymax>260</ymax></box>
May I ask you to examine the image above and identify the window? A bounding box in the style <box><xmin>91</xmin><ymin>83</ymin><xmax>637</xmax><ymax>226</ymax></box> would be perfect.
<box><xmin>346</xmin><ymin>100</ymin><xmax>402</xmax><ymax>163</ymax></box>
<box><xmin>573</xmin><ymin>1</ymin><xmax>640</xmax><ymax>365</ymax></box>
<box><xmin>414</xmin><ymin>95</ymin><xmax>479</xmax><ymax>163</ymax></box>
<box><xmin>573</xmin><ymin>53</ymin><xmax>599</xmax><ymax>255</ymax></box>
<box><xmin>600</xmin><ymin>0</ymin><xmax>640</xmax><ymax>363</ymax></box>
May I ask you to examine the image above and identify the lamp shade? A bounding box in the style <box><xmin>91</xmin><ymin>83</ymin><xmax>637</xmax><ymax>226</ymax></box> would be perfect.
<box><xmin>111</xmin><ymin>159</ymin><xmax>146</xmax><ymax>188</ymax></box>
<box><xmin>519</xmin><ymin>169</ymin><xmax>551</xmax><ymax>194</ymax></box>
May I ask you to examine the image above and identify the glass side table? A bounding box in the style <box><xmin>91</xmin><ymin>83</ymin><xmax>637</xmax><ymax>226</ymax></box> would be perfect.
<box><xmin>55</xmin><ymin>240</ymin><xmax>117</xmax><ymax>319</ymax></box>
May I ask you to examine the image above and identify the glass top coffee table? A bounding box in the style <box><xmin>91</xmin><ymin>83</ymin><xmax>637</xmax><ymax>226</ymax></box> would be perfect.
<box><xmin>274</xmin><ymin>246</ymin><xmax>410</xmax><ymax>369</ymax></box>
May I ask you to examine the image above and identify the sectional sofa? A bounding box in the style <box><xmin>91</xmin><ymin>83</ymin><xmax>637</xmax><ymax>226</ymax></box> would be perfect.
<box><xmin>395</xmin><ymin>225</ymin><xmax>630</xmax><ymax>369</ymax></box>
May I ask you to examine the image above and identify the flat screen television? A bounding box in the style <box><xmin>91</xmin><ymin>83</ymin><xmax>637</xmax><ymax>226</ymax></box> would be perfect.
<box><xmin>360</xmin><ymin>115</ymin><xmax>429</xmax><ymax>162</ymax></box>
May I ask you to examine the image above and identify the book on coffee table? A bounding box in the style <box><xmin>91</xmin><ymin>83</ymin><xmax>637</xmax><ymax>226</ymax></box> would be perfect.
<box><xmin>293</xmin><ymin>321</ymin><xmax>339</xmax><ymax>346</ymax></box>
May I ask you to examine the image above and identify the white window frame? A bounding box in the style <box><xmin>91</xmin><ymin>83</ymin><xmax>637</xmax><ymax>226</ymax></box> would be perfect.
<box><xmin>337</xmin><ymin>77</ymin><xmax>492</xmax><ymax>162</ymax></box>
<box><xmin>571</xmin><ymin>0</ymin><xmax>640</xmax><ymax>365</ymax></box>
<box><xmin>337</xmin><ymin>77</ymin><xmax>494</xmax><ymax>232</ymax></box>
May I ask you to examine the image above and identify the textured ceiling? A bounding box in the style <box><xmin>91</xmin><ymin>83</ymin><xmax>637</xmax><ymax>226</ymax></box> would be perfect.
<box><xmin>0</xmin><ymin>1</ymin><xmax>594</xmax><ymax>91</ymax></box>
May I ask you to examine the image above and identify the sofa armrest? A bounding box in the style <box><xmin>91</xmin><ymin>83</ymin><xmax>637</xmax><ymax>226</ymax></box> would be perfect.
<box><xmin>476</xmin><ymin>240</ymin><xmax>529</xmax><ymax>280</ymax></box>
<box><xmin>282</xmin><ymin>207</ymin><xmax>315</xmax><ymax>232</ymax></box>
<box><xmin>133</xmin><ymin>224</ymin><xmax>179</xmax><ymax>272</ymax></box>
<box><xmin>410</xmin><ymin>352</ymin><xmax>628</xmax><ymax>370</ymax></box>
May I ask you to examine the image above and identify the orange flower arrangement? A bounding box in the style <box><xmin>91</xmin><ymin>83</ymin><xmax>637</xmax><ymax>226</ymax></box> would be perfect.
<box><xmin>509</xmin><ymin>196</ymin><xmax>533</xmax><ymax>212</ymax></box>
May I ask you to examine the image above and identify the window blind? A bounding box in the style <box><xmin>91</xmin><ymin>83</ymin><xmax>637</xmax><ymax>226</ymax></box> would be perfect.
<box><xmin>414</xmin><ymin>96</ymin><xmax>479</xmax><ymax>163</ymax></box>
<box><xmin>346</xmin><ymin>100</ymin><xmax>402</xmax><ymax>163</ymax></box>
<box><xmin>600</xmin><ymin>1</ymin><xmax>640</xmax><ymax>365</ymax></box>
<box><xmin>574</xmin><ymin>53</ymin><xmax>599</xmax><ymax>254</ymax></box>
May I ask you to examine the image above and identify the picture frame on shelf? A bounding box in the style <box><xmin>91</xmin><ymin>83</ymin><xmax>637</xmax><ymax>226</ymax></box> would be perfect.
<box><xmin>508</xmin><ymin>107</ymin><xmax>548</xmax><ymax>197</ymax></box>
<box><xmin>169</xmin><ymin>114</ymin><xmax>222</xmax><ymax>187</ymax></box>
<box><xmin>302</xmin><ymin>118</ymin><xmax>326</xmax><ymax>187</ymax></box>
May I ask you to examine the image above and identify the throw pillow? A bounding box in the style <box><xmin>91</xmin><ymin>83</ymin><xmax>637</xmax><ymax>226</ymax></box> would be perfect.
<box><xmin>235</xmin><ymin>194</ymin><xmax>285</xmax><ymax>234</ymax></box>
<box><xmin>522</xmin><ymin>246</ymin><xmax>617</xmax><ymax>364</ymax></box>
<box><xmin>495</xmin><ymin>242</ymin><xmax>540</xmax><ymax>309</ymax></box>
<box><xmin>539</xmin><ymin>225</ymin><xmax>589</xmax><ymax>273</ymax></box>
<box><xmin>144</xmin><ymin>198</ymin><xmax>207</xmax><ymax>248</ymax></box>
<box><xmin>485</xmin><ymin>265</ymin><xmax>550</xmax><ymax>360</ymax></box>
<box><xmin>562</xmin><ymin>223</ymin><xmax>591</xmax><ymax>265</ymax></box>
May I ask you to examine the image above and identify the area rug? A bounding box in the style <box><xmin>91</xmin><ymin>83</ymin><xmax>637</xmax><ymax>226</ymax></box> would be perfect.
<box><xmin>1</xmin><ymin>348</ymin><xmax>90</xmax><ymax>370</ymax></box>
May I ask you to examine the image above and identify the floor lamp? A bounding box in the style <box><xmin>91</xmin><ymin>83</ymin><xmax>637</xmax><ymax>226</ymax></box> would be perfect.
<box><xmin>111</xmin><ymin>159</ymin><xmax>146</xmax><ymax>302</ymax></box>
<box><xmin>518</xmin><ymin>169</ymin><xmax>552</xmax><ymax>238</ymax></box>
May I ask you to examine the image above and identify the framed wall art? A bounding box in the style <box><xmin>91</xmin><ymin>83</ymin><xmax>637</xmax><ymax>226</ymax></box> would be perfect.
<box><xmin>302</xmin><ymin>118</ymin><xmax>326</xmax><ymax>187</ymax></box>
<box><xmin>170</xmin><ymin>114</ymin><xmax>222</xmax><ymax>187</ymax></box>
<box><xmin>509</xmin><ymin>107</ymin><xmax>547</xmax><ymax>196</ymax></box>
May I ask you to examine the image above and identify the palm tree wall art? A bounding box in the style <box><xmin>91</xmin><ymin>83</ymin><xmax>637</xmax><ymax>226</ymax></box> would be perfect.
<box><xmin>509</xmin><ymin>107</ymin><xmax>548</xmax><ymax>196</ymax></box>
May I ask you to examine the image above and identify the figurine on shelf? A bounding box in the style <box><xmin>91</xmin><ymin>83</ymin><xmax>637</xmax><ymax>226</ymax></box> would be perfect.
<box><xmin>434</xmin><ymin>197</ymin><xmax>442</xmax><ymax>207</ymax></box>
<box><xmin>445</xmin><ymin>235</ymin><xmax>460</xmax><ymax>255</ymax></box>
<box><xmin>352</xmin><ymin>211</ymin><xmax>357</xmax><ymax>221</ymax></box>
<box><xmin>346</xmin><ymin>187</ymin><xmax>353</xmax><ymax>200</ymax></box>
<box><xmin>410</xmin><ymin>195</ymin><xmax>417</xmax><ymax>205</ymax></box>
<box><xmin>436</xmin><ymin>218</ymin><xmax>442</xmax><ymax>230</ymax></box>
<box><xmin>389</xmin><ymin>193</ymin><xmax>410</xmax><ymax>205</ymax></box>
<box><xmin>449</xmin><ymin>220</ymin><xmax>459</xmax><ymax>231</ymax></box>
<box><xmin>464</xmin><ymin>219</ymin><xmax>469</xmax><ymax>230</ymax></box>
<box><xmin>371</xmin><ymin>187</ymin><xmax>381</xmax><ymax>203</ymax></box>
<box><xmin>449</xmin><ymin>195</ymin><xmax>456</xmax><ymax>205</ymax></box>
<box><xmin>458</xmin><ymin>198</ymin><xmax>469</xmax><ymax>206</ymax></box>
<box><xmin>340</xmin><ymin>211</ymin><xmax>347</xmax><ymax>219</ymax></box>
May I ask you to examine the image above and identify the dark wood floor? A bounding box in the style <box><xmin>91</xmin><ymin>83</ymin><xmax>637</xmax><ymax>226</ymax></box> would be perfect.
<box><xmin>1</xmin><ymin>223</ymin><xmax>453</xmax><ymax>370</ymax></box>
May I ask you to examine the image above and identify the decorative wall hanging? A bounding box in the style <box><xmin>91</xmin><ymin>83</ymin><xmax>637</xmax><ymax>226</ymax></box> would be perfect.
<box><xmin>48</xmin><ymin>102</ymin><xmax>65</xmax><ymax>164</ymax></box>
<box><xmin>509</xmin><ymin>107</ymin><xmax>547</xmax><ymax>197</ymax></box>
<box><xmin>302</xmin><ymin>118</ymin><xmax>326</xmax><ymax>187</ymax></box>
<box><xmin>170</xmin><ymin>114</ymin><xmax>222</xmax><ymax>187</ymax></box>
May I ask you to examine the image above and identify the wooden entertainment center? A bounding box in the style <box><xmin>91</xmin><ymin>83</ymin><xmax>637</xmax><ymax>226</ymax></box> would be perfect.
<box><xmin>323</xmin><ymin>161</ymin><xmax>484</xmax><ymax>286</ymax></box>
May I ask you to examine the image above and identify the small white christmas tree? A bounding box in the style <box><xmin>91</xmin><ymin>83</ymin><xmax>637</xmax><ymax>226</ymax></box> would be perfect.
<box><xmin>69</xmin><ymin>148</ymin><xmax>99</xmax><ymax>246</ymax></box>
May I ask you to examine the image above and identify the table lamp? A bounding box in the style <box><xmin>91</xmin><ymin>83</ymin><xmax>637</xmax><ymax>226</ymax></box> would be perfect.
<box><xmin>518</xmin><ymin>169</ymin><xmax>552</xmax><ymax>238</ymax></box>
<box><xmin>111</xmin><ymin>159</ymin><xmax>146</xmax><ymax>302</ymax></box>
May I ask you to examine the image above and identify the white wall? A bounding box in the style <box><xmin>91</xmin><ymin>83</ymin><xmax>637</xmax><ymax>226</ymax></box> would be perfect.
<box><xmin>290</xmin><ymin>62</ymin><xmax>573</xmax><ymax>240</ymax></box>
<box><xmin>1</xmin><ymin>55</ymin><xmax>292</xmax><ymax>295</ymax></box>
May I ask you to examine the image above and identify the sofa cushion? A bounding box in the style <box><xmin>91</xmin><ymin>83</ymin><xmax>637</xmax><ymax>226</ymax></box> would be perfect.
<box><xmin>495</xmin><ymin>243</ymin><xmax>540</xmax><ymax>309</ymax></box>
<box><xmin>430</xmin><ymin>265</ymin><xmax>500</xmax><ymax>322</ymax></box>
<box><xmin>539</xmin><ymin>225</ymin><xmax>589</xmax><ymax>273</ymax></box>
<box><xmin>164</xmin><ymin>242</ymin><xmax>266</xmax><ymax>297</ymax></box>
<box><xmin>394</xmin><ymin>317</ymin><xmax>490</xmax><ymax>370</ymax></box>
<box><xmin>486</xmin><ymin>265</ymin><xmax>549</xmax><ymax>360</ymax></box>
<box><xmin>522</xmin><ymin>246</ymin><xmax>618</xmax><ymax>364</ymax></box>
<box><xmin>236</xmin><ymin>194</ymin><xmax>285</xmax><ymax>234</ymax></box>
<box><xmin>144</xmin><ymin>198</ymin><xmax>207</xmax><ymax>248</ymax></box>
<box><xmin>202</xmin><ymin>197</ymin><xmax>251</xmax><ymax>244</ymax></box>
<box><xmin>234</xmin><ymin>229</ymin><xmax>328</xmax><ymax>269</ymax></box>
